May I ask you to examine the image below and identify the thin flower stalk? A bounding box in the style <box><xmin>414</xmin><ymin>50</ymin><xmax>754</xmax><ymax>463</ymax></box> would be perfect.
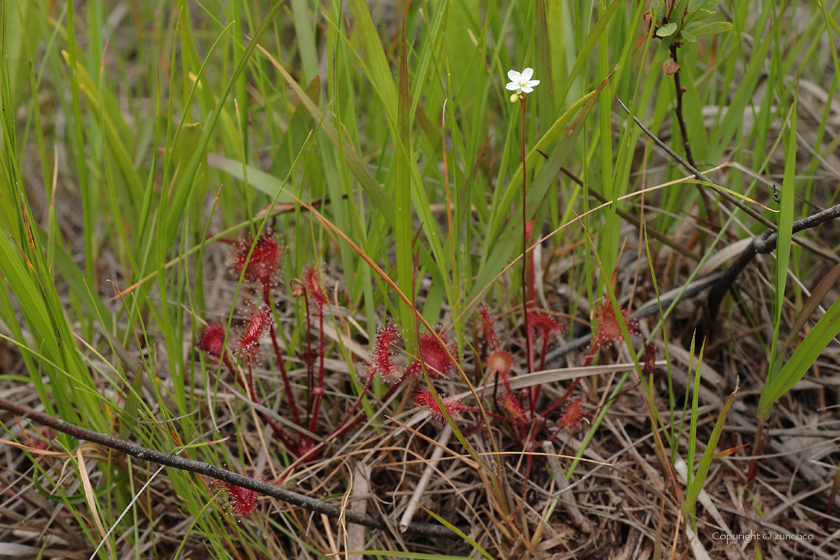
<box><xmin>327</xmin><ymin>373</ymin><xmax>377</xmax><ymax>440</ymax></box>
<box><xmin>291</xmin><ymin>278</ymin><xmax>315</xmax><ymax>420</ymax></box>
<box><xmin>267</xmin><ymin>318</ymin><xmax>300</xmax><ymax>426</ymax></box>
<box><xmin>521</xmin><ymin>96</ymin><xmax>533</xmax><ymax>375</ymax></box>
<box><xmin>506</xmin><ymin>67</ymin><xmax>540</xmax><ymax>377</ymax></box>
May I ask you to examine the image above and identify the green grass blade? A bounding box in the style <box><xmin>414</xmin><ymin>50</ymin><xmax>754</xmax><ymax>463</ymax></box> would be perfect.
<box><xmin>163</xmin><ymin>5</ymin><xmax>283</xmax><ymax>249</ymax></box>
<box><xmin>416</xmin><ymin>503</ymin><xmax>496</xmax><ymax>560</ymax></box>
<box><xmin>256</xmin><ymin>45</ymin><xmax>396</xmax><ymax>226</ymax></box>
<box><xmin>767</xmin><ymin>90</ymin><xmax>798</xmax><ymax>385</ymax></box>
<box><xmin>759</xmin><ymin>292</ymin><xmax>840</xmax><ymax>420</ymax></box>
<box><xmin>554</xmin><ymin>0</ymin><xmax>621</xmax><ymax>110</ymax></box>
<box><xmin>684</xmin><ymin>381</ymin><xmax>739</xmax><ymax>517</ymax></box>
<box><xmin>780</xmin><ymin>262</ymin><xmax>840</xmax><ymax>358</ymax></box>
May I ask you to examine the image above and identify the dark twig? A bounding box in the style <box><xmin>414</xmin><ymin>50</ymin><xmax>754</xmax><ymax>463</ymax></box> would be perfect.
<box><xmin>669</xmin><ymin>46</ymin><xmax>714</xmax><ymax>221</ymax></box>
<box><xmin>616</xmin><ymin>97</ymin><xmax>774</xmax><ymax>230</ymax></box>
<box><xmin>706</xmin><ymin>203</ymin><xmax>840</xmax><ymax>320</ymax></box>
<box><xmin>616</xmin><ymin>97</ymin><xmax>840</xmax><ymax>321</ymax></box>
<box><xmin>0</xmin><ymin>398</ymin><xmax>460</xmax><ymax>539</ymax></box>
<box><xmin>551</xmin><ymin>161</ymin><xmax>701</xmax><ymax>262</ymax></box>
<box><xmin>669</xmin><ymin>46</ymin><xmax>695</xmax><ymax>169</ymax></box>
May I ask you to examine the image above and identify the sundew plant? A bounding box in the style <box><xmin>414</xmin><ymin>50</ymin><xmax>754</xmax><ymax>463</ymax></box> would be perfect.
<box><xmin>2</xmin><ymin>0</ymin><xmax>840</xmax><ymax>558</ymax></box>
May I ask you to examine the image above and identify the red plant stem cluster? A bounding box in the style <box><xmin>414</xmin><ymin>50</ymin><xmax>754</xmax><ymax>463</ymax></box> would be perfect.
<box><xmin>199</xmin><ymin>232</ymin><xmax>463</xmax><ymax>466</ymax></box>
<box><xmin>381</xmin><ymin>329</ymin><xmax>458</xmax><ymax>405</ymax></box>
<box><xmin>527</xmin><ymin>309</ymin><xmax>566</xmax><ymax>414</ymax></box>
<box><xmin>476</xmin><ymin>301</ymin><xmax>614</xmax><ymax>497</ymax></box>
<box><xmin>198</xmin><ymin>231</ymin><xmax>644</xmax><ymax>504</ymax></box>
<box><xmin>198</xmin><ymin>233</ymin><xmax>371</xmax><ymax>461</ymax></box>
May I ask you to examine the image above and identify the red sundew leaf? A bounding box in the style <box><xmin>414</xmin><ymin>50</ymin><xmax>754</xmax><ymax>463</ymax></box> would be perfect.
<box><xmin>528</xmin><ymin>311</ymin><xmax>566</xmax><ymax>343</ymax></box>
<box><xmin>414</xmin><ymin>331</ymin><xmax>458</xmax><ymax>378</ymax></box>
<box><xmin>235</xmin><ymin>305</ymin><xmax>272</xmax><ymax>362</ymax></box>
<box><xmin>197</xmin><ymin>322</ymin><xmax>227</xmax><ymax>360</ymax></box>
<box><xmin>302</xmin><ymin>263</ymin><xmax>329</xmax><ymax>311</ymax></box>
<box><xmin>231</xmin><ymin>230</ymin><xmax>283</xmax><ymax>289</ymax></box>
<box><xmin>590</xmin><ymin>302</ymin><xmax>639</xmax><ymax>351</ymax></box>
<box><xmin>367</xmin><ymin>321</ymin><xmax>402</xmax><ymax>384</ymax></box>
<box><xmin>415</xmin><ymin>388</ymin><xmax>470</xmax><ymax>422</ymax></box>
<box><xmin>485</xmin><ymin>350</ymin><xmax>514</xmax><ymax>379</ymax></box>
<box><xmin>501</xmin><ymin>390</ymin><xmax>526</xmax><ymax>424</ymax></box>
<box><xmin>211</xmin><ymin>479</ymin><xmax>259</xmax><ymax>519</ymax></box>
<box><xmin>557</xmin><ymin>396</ymin><xmax>588</xmax><ymax>431</ymax></box>
<box><xmin>478</xmin><ymin>303</ymin><xmax>501</xmax><ymax>352</ymax></box>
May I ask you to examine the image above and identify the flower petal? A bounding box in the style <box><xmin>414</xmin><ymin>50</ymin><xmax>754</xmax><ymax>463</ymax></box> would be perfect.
<box><xmin>507</xmin><ymin>69</ymin><xmax>521</xmax><ymax>82</ymax></box>
<box><xmin>526</xmin><ymin>79</ymin><xmax>540</xmax><ymax>88</ymax></box>
<box><xmin>505</xmin><ymin>82</ymin><xmax>520</xmax><ymax>91</ymax></box>
<box><xmin>521</xmin><ymin>86</ymin><xmax>533</xmax><ymax>93</ymax></box>
<box><xmin>520</xmin><ymin>67</ymin><xmax>534</xmax><ymax>81</ymax></box>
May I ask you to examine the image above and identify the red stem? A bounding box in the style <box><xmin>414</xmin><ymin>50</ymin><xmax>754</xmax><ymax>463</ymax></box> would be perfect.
<box><xmin>534</xmin><ymin>423</ymin><xmax>568</xmax><ymax>448</ymax></box>
<box><xmin>544</xmin><ymin>339</ymin><xmax>593</xmax><ymax>420</ymax></box>
<box><xmin>303</xmin><ymin>291</ymin><xmax>313</xmax><ymax>426</ymax></box>
<box><xmin>261</xmin><ymin>413</ymin><xmax>300</xmax><ymax>452</ymax></box>
<box><xmin>539</xmin><ymin>376</ymin><xmax>580</xmax><ymax>419</ymax></box>
<box><xmin>328</xmin><ymin>373</ymin><xmax>376</xmax><ymax>439</ymax></box>
<box><xmin>263</xmin><ymin>287</ymin><xmax>301</xmax><ymax>426</ymax></box>
<box><xmin>308</xmin><ymin>312</ymin><xmax>326</xmax><ymax>433</ymax></box>
<box><xmin>328</xmin><ymin>414</ymin><xmax>366</xmax><ymax>442</ymax></box>
<box><xmin>521</xmin><ymin>99</ymin><xmax>534</xmax><ymax>376</ymax></box>
<box><xmin>530</xmin><ymin>333</ymin><xmax>550</xmax><ymax>415</ymax></box>
<box><xmin>270</xmin><ymin>322</ymin><xmax>301</xmax><ymax>426</ymax></box>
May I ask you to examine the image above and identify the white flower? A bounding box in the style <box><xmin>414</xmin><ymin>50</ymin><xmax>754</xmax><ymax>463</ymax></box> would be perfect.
<box><xmin>505</xmin><ymin>67</ymin><xmax>540</xmax><ymax>95</ymax></box>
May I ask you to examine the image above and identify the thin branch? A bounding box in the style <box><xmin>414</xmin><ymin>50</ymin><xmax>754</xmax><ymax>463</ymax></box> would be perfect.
<box><xmin>706</xmin><ymin>203</ymin><xmax>840</xmax><ymax>320</ymax></box>
<box><xmin>616</xmin><ymin>96</ymin><xmax>840</xmax><ymax>321</ymax></box>
<box><xmin>669</xmin><ymin>46</ymin><xmax>715</xmax><ymax>222</ymax></box>
<box><xmin>0</xmin><ymin>398</ymin><xmax>460</xmax><ymax>539</ymax></box>
<box><xmin>669</xmin><ymin>46</ymin><xmax>695</xmax><ymax>169</ymax></box>
<box><xmin>616</xmin><ymin>97</ymin><xmax>774</xmax><ymax>230</ymax></box>
<box><xmin>552</xmin><ymin>162</ymin><xmax>700</xmax><ymax>261</ymax></box>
